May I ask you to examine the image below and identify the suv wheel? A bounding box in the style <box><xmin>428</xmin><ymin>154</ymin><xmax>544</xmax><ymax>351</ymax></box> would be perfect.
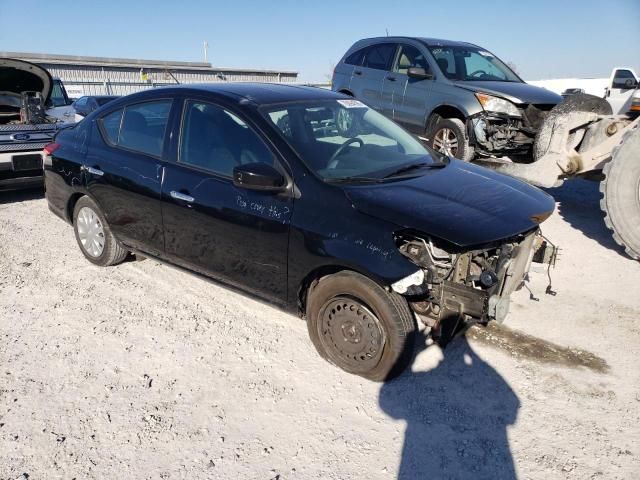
<box><xmin>430</xmin><ymin>118</ymin><xmax>474</xmax><ymax>161</ymax></box>
<box><xmin>73</xmin><ymin>196</ymin><xmax>128</xmax><ymax>266</ymax></box>
<box><xmin>306</xmin><ymin>271</ymin><xmax>416</xmax><ymax>381</ymax></box>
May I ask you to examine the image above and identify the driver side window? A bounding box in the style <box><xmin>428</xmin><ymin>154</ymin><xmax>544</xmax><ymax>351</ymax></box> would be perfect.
<box><xmin>180</xmin><ymin>100</ymin><xmax>274</xmax><ymax>177</ymax></box>
<box><xmin>395</xmin><ymin>45</ymin><xmax>429</xmax><ymax>75</ymax></box>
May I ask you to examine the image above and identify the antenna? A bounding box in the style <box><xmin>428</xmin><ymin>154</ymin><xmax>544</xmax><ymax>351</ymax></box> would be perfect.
<box><xmin>385</xmin><ymin>28</ymin><xmax>389</xmax><ymax>37</ymax></box>
<box><xmin>203</xmin><ymin>41</ymin><xmax>209</xmax><ymax>63</ymax></box>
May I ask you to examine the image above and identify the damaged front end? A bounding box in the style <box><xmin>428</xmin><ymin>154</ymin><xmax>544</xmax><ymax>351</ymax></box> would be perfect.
<box><xmin>469</xmin><ymin>102</ymin><xmax>556</xmax><ymax>157</ymax></box>
<box><xmin>392</xmin><ymin>230</ymin><xmax>557</xmax><ymax>336</ymax></box>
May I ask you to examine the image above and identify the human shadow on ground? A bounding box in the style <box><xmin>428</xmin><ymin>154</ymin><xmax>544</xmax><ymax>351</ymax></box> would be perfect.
<box><xmin>545</xmin><ymin>178</ymin><xmax>626</xmax><ymax>257</ymax></box>
<box><xmin>379</xmin><ymin>330</ymin><xmax>520</xmax><ymax>480</ymax></box>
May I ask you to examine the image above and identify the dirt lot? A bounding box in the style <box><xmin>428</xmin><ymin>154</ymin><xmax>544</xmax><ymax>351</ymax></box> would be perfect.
<box><xmin>1</xmin><ymin>180</ymin><xmax>639</xmax><ymax>479</ymax></box>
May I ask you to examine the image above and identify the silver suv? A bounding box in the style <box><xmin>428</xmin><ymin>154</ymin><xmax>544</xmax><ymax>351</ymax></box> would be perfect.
<box><xmin>332</xmin><ymin>37</ymin><xmax>562</xmax><ymax>160</ymax></box>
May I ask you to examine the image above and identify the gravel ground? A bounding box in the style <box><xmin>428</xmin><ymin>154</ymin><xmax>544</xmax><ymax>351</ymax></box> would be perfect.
<box><xmin>1</xmin><ymin>180</ymin><xmax>639</xmax><ymax>479</ymax></box>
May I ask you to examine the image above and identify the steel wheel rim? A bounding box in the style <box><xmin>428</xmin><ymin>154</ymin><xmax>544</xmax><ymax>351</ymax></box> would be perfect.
<box><xmin>76</xmin><ymin>206</ymin><xmax>105</xmax><ymax>257</ymax></box>
<box><xmin>433</xmin><ymin>127</ymin><xmax>459</xmax><ymax>156</ymax></box>
<box><xmin>318</xmin><ymin>296</ymin><xmax>385</xmax><ymax>372</ymax></box>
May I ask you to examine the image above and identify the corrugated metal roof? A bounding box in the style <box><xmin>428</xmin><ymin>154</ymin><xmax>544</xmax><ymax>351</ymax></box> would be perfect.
<box><xmin>0</xmin><ymin>51</ymin><xmax>298</xmax><ymax>75</ymax></box>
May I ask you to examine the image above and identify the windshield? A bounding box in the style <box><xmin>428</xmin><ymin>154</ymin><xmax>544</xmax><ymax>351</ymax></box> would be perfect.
<box><xmin>49</xmin><ymin>80</ymin><xmax>70</xmax><ymax>107</ymax></box>
<box><xmin>428</xmin><ymin>45</ymin><xmax>521</xmax><ymax>82</ymax></box>
<box><xmin>262</xmin><ymin>99</ymin><xmax>438</xmax><ymax>182</ymax></box>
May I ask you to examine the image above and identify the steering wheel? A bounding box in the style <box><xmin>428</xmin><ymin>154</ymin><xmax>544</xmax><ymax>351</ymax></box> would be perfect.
<box><xmin>469</xmin><ymin>69</ymin><xmax>488</xmax><ymax>78</ymax></box>
<box><xmin>327</xmin><ymin>137</ymin><xmax>363</xmax><ymax>169</ymax></box>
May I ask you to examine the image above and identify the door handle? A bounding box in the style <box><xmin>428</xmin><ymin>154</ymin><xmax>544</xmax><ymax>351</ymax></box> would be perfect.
<box><xmin>170</xmin><ymin>190</ymin><xmax>195</xmax><ymax>203</ymax></box>
<box><xmin>354</xmin><ymin>70</ymin><xmax>362</xmax><ymax>76</ymax></box>
<box><xmin>386</xmin><ymin>76</ymin><xmax>397</xmax><ymax>82</ymax></box>
<box><xmin>84</xmin><ymin>166</ymin><xmax>104</xmax><ymax>176</ymax></box>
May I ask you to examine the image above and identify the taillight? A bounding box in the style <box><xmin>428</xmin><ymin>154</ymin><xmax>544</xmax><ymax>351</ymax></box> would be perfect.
<box><xmin>43</xmin><ymin>142</ymin><xmax>61</xmax><ymax>156</ymax></box>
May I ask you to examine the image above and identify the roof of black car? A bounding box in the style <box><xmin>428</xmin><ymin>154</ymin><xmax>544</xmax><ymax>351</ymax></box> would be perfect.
<box><xmin>154</xmin><ymin>82</ymin><xmax>342</xmax><ymax>105</ymax></box>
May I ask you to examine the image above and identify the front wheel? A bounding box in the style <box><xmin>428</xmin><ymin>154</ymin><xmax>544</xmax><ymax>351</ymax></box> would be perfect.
<box><xmin>306</xmin><ymin>271</ymin><xmax>416</xmax><ymax>381</ymax></box>
<box><xmin>429</xmin><ymin>118</ymin><xmax>474</xmax><ymax>161</ymax></box>
<box><xmin>73</xmin><ymin>196</ymin><xmax>128</xmax><ymax>266</ymax></box>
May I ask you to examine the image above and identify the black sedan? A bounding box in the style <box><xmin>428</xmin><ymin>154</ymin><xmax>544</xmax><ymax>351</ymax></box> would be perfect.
<box><xmin>72</xmin><ymin>95</ymin><xmax>119</xmax><ymax>118</ymax></box>
<box><xmin>44</xmin><ymin>84</ymin><xmax>555</xmax><ymax>381</ymax></box>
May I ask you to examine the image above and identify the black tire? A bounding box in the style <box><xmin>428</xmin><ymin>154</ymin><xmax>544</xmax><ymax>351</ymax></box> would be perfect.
<box><xmin>600</xmin><ymin>126</ymin><xmax>640</xmax><ymax>260</ymax></box>
<box><xmin>428</xmin><ymin>118</ymin><xmax>474</xmax><ymax>161</ymax></box>
<box><xmin>534</xmin><ymin>93</ymin><xmax>612</xmax><ymax>161</ymax></box>
<box><xmin>73</xmin><ymin>196</ymin><xmax>128</xmax><ymax>266</ymax></box>
<box><xmin>306</xmin><ymin>271</ymin><xmax>416</xmax><ymax>381</ymax></box>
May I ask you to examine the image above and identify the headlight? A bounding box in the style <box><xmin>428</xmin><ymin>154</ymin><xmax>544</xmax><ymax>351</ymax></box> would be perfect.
<box><xmin>475</xmin><ymin>92</ymin><xmax>521</xmax><ymax>117</ymax></box>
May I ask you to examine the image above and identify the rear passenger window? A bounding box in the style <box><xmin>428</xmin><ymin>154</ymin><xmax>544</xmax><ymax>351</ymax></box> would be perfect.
<box><xmin>180</xmin><ymin>100</ymin><xmax>274</xmax><ymax>177</ymax></box>
<box><xmin>100</xmin><ymin>109</ymin><xmax>123</xmax><ymax>144</ymax></box>
<box><xmin>344</xmin><ymin>48</ymin><xmax>366</xmax><ymax>66</ymax></box>
<box><xmin>363</xmin><ymin>44</ymin><xmax>396</xmax><ymax>70</ymax></box>
<box><xmin>118</xmin><ymin>101</ymin><xmax>172</xmax><ymax>157</ymax></box>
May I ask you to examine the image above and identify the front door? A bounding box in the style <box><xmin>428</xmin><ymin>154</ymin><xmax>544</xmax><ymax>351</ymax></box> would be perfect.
<box><xmin>161</xmin><ymin>99</ymin><xmax>293</xmax><ymax>302</ymax></box>
<box><xmin>84</xmin><ymin>99</ymin><xmax>173</xmax><ymax>256</ymax></box>
<box><xmin>391</xmin><ymin>44</ymin><xmax>435</xmax><ymax>131</ymax></box>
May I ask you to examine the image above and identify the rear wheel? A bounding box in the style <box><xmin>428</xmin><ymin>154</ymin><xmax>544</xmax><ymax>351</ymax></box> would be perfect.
<box><xmin>73</xmin><ymin>196</ymin><xmax>128</xmax><ymax>266</ymax></box>
<box><xmin>429</xmin><ymin>118</ymin><xmax>474</xmax><ymax>161</ymax></box>
<box><xmin>600</xmin><ymin>126</ymin><xmax>640</xmax><ymax>260</ymax></box>
<box><xmin>306</xmin><ymin>271</ymin><xmax>416</xmax><ymax>381</ymax></box>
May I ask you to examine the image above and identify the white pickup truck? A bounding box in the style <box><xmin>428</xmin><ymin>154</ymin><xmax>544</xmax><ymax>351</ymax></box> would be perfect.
<box><xmin>0</xmin><ymin>58</ymin><xmax>75</xmax><ymax>191</ymax></box>
<box><xmin>604</xmin><ymin>67</ymin><xmax>639</xmax><ymax>115</ymax></box>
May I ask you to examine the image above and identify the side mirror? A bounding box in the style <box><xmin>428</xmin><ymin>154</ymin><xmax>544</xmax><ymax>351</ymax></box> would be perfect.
<box><xmin>233</xmin><ymin>163</ymin><xmax>286</xmax><ymax>192</ymax></box>
<box><xmin>407</xmin><ymin>67</ymin><xmax>433</xmax><ymax>80</ymax></box>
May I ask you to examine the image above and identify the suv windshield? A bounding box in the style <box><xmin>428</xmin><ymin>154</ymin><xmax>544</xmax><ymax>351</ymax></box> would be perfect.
<box><xmin>262</xmin><ymin>99</ymin><xmax>439</xmax><ymax>182</ymax></box>
<box><xmin>428</xmin><ymin>45</ymin><xmax>521</xmax><ymax>82</ymax></box>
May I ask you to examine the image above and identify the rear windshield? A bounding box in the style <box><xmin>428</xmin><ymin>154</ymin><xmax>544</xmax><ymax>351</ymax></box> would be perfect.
<box><xmin>96</xmin><ymin>97</ymin><xmax>118</xmax><ymax>106</ymax></box>
<box><xmin>428</xmin><ymin>45</ymin><xmax>521</xmax><ymax>82</ymax></box>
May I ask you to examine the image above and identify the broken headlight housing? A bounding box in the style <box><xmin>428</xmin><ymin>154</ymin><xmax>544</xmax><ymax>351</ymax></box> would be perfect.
<box><xmin>475</xmin><ymin>92</ymin><xmax>521</xmax><ymax>117</ymax></box>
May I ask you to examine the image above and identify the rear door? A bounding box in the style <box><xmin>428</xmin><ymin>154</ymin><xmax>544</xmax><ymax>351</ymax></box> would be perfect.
<box><xmin>84</xmin><ymin>98</ymin><xmax>173</xmax><ymax>256</ymax></box>
<box><xmin>161</xmin><ymin>97</ymin><xmax>293</xmax><ymax>302</ymax></box>
<box><xmin>353</xmin><ymin>43</ymin><xmax>397</xmax><ymax>113</ymax></box>
<box><xmin>390</xmin><ymin>43</ymin><xmax>435</xmax><ymax>131</ymax></box>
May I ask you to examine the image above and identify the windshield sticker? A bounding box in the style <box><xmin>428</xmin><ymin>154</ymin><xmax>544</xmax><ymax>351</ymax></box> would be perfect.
<box><xmin>337</xmin><ymin>99</ymin><xmax>367</xmax><ymax>109</ymax></box>
<box><xmin>478</xmin><ymin>50</ymin><xmax>493</xmax><ymax>57</ymax></box>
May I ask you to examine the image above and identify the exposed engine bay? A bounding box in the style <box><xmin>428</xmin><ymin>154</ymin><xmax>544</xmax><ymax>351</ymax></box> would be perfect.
<box><xmin>394</xmin><ymin>229</ymin><xmax>557</xmax><ymax>332</ymax></box>
<box><xmin>0</xmin><ymin>91</ymin><xmax>49</xmax><ymax>125</ymax></box>
<box><xmin>0</xmin><ymin>57</ymin><xmax>59</xmax><ymax>125</ymax></box>
<box><xmin>469</xmin><ymin>104</ymin><xmax>556</xmax><ymax>157</ymax></box>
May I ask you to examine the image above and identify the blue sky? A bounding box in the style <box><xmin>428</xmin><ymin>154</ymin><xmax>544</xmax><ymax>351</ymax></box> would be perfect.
<box><xmin>1</xmin><ymin>0</ymin><xmax>639</xmax><ymax>81</ymax></box>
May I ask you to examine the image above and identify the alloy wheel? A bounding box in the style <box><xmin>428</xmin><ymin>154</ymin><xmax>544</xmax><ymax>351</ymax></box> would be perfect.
<box><xmin>433</xmin><ymin>127</ymin><xmax>459</xmax><ymax>156</ymax></box>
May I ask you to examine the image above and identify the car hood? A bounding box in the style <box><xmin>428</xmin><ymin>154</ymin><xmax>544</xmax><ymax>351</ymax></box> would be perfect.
<box><xmin>454</xmin><ymin>80</ymin><xmax>562</xmax><ymax>105</ymax></box>
<box><xmin>343</xmin><ymin>160</ymin><xmax>555</xmax><ymax>247</ymax></box>
<box><xmin>0</xmin><ymin>58</ymin><xmax>52</xmax><ymax>103</ymax></box>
